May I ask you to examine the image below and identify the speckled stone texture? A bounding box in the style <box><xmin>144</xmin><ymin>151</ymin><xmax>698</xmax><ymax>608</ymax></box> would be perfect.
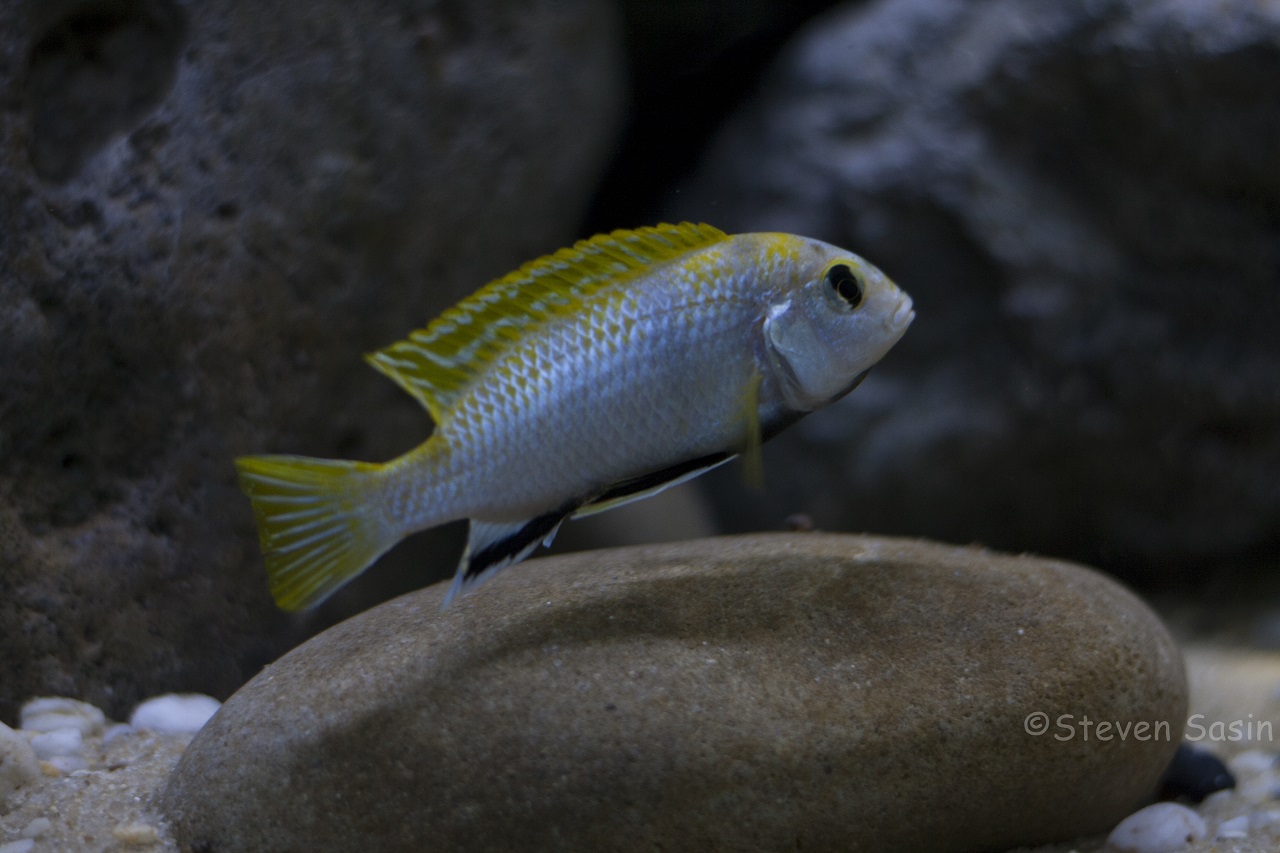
<box><xmin>0</xmin><ymin>0</ymin><xmax>623</xmax><ymax>722</ymax></box>
<box><xmin>676</xmin><ymin>0</ymin><xmax>1280</xmax><ymax>582</ymax></box>
<box><xmin>163</xmin><ymin>534</ymin><xmax>1186</xmax><ymax>853</ymax></box>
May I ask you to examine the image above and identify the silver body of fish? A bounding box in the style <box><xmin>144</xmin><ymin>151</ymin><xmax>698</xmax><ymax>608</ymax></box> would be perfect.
<box><xmin>236</xmin><ymin>223</ymin><xmax>914</xmax><ymax>610</ymax></box>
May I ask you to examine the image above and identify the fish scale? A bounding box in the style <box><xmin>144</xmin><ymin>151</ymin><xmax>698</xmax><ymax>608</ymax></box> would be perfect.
<box><xmin>235</xmin><ymin>223</ymin><xmax>914</xmax><ymax>611</ymax></box>
<box><xmin>444</xmin><ymin>298</ymin><xmax>721</xmax><ymax>515</ymax></box>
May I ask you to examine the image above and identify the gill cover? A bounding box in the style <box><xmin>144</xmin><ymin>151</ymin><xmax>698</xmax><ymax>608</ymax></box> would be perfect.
<box><xmin>763</xmin><ymin>256</ymin><xmax>912</xmax><ymax>411</ymax></box>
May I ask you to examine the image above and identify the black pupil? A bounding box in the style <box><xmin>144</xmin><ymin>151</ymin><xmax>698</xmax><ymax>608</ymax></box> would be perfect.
<box><xmin>829</xmin><ymin>265</ymin><xmax>863</xmax><ymax>308</ymax></box>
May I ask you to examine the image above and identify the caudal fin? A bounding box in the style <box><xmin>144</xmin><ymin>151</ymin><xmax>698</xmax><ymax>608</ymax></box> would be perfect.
<box><xmin>235</xmin><ymin>455</ymin><xmax>396</xmax><ymax>611</ymax></box>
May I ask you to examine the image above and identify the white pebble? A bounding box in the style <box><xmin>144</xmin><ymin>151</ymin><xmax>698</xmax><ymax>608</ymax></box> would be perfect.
<box><xmin>20</xmin><ymin>817</ymin><xmax>52</xmax><ymax>838</ymax></box>
<box><xmin>1105</xmin><ymin>802</ymin><xmax>1207</xmax><ymax>853</ymax></box>
<box><xmin>1237</xmin><ymin>772</ymin><xmax>1278</xmax><ymax>804</ymax></box>
<box><xmin>1228</xmin><ymin>749</ymin><xmax>1275</xmax><ymax>776</ymax></box>
<box><xmin>28</xmin><ymin>727</ymin><xmax>82</xmax><ymax>760</ymax></box>
<box><xmin>0</xmin><ymin>840</ymin><xmax>36</xmax><ymax>853</ymax></box>
<box><xmin>112</xmin><ymin>821</ymin><xmax>161</xmax><ymax>845</ymax></box>
<box><xmin>1251</xmin><ymin>809</ymin><xmax>1280</xmax><ymax>830</ymax></box>
<box><xmin>1201</xmin><ymin>788</ymin><xmax>1234</xmax><ymax>809</ymax></box>
<box><xmin>18</xmin><ymin>697</ymin><xmax>106</xmax><ymax>736</ymax></box>
<box><xmin>102</xmin><ymin>722</ymin><xmax>135</xmax><ymax>745</ymax></box>
<box><xmin>1226</xmin><ymin>750</ymin><xmax>1280</xmax><ymax>803</ymax></box>
<box><xmin>129</xmin><ymin>693</ymin><xmax>221</xmax><ymax>734</ymax></box>
<box><xmin>0</xmin><ymin>722</ymin><xmax>42</xmax><ymax>809</ymax></box>
<box><xmin>1216</xmin><ymin>813</ymin><xmax>1250</xmax><ymax>839</ymax></box>
<box><xmin>44</xmin><ymin>754</ymin><xmax>88</xmax><ymax>773</ymax></box>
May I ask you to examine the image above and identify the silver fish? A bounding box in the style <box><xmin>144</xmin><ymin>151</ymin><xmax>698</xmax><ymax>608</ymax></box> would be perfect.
<box><xmin>236</xmin><ymin>223</ymin><xmax>914</xmax><ymax>609</ymax></box>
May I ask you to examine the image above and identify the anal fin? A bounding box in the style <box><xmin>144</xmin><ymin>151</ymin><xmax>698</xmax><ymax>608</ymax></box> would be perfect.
<box><xmin>443</xmin><ymin>501</ymin><xmax>578</xmax><ymax>608</ymax></box>
<box><xmin>442</xmin><ymin>450</ymin><xmax>740</xmax><ymax>608</ymax></box>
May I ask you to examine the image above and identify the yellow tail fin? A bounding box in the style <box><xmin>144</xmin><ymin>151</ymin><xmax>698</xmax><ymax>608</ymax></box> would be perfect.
<box><xmin>235</xmin><ymin>455</ymin><xmax>396</xmax><ymax>611</ymax></box>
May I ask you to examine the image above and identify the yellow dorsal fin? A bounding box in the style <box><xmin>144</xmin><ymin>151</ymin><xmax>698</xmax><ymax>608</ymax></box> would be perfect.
<box><xmin>366</xmin><ymin>222</ymin><xmax>729</xmax><ymax>421</ymax></box>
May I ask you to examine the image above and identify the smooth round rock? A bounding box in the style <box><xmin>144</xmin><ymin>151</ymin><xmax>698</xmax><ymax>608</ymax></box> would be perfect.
<box><xmin>163</xmin><ymin>534</ymin><xmax>1186</xmax><ymax>852</ymax></box>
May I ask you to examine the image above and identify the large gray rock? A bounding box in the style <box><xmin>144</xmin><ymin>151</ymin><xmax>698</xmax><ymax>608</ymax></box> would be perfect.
<box><xmin>674</xmin><ymin>0</ymin><xmax>1280</xmax><ymax>582</ymax></box>
<box><xmin>0</xmin><ymin>0</ymin><xmax>623</xmax><ymax>722</ymax></box>
<box><xmin>163</xmin><ymin>534</ymin><xmax>1186</xmax><ymax>852</ymax></box>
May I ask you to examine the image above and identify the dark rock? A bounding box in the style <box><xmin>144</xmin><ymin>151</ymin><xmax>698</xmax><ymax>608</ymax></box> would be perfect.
<box><xmin>163</xmin><ymin>533</ymin><xmax>1186</xmax><ymax>853</ymax></box>
<box><xmin>672</xmin><ymin>0</ymin><xmax>1280</xmax><ymax>584</ymax></box>
<box><xmin>1160</xmin><ymin>744</ymin><xmax>1236</xmax><ymax>803</ymax></box>
<box><xmin>0</xmin><ymin>0</ymin><xmax>623</xmax><ymax>722</ymax></box>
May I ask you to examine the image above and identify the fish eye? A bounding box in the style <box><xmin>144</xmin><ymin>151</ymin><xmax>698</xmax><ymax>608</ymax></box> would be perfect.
<box><xmin>823</xmin><ymin>263</ymin><xmax>864</xmax><ymax>309</ymax></box>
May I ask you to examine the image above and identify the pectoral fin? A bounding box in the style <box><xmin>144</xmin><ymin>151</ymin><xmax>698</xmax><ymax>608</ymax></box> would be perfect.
<box><xmin>572</xmin><ymin>452</ymin><xmax>734</xmax><ymax>519</ymax></box>
<box><xmin>443</xmin><ymin>502</ymin><xmax>579</xmax><ymax>607</ymax></box>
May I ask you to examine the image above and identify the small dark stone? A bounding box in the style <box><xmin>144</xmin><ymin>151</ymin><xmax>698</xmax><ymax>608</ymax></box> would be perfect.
<box><xmin>1159</xmin><ymin>744</ymin><xmax>1236</xmax><ymax>803</ymax></box>
<box><xmin>784</xmin><ymin>513</ymin><xmax>815</xmax><ymax>532</ymax></box>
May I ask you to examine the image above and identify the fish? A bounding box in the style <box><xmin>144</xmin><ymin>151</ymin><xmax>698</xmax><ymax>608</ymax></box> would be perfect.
<box><xmin>235</xmin><ymin>222</ymin><xmax>914</xmax><ymax>610</ymax></box>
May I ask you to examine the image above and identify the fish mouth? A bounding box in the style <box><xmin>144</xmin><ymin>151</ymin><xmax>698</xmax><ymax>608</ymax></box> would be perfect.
<box><xmin>891</xmin><ymin>295</ymin><xmax>915</xmax><ymax>331</ymax></box>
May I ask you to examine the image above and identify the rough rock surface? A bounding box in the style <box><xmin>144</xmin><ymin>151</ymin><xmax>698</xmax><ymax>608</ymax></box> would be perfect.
<box><xmin>675</xmin><ymin>0</ymin><xmax>1280</xmax><ymax>582</ymax></box>
<box><xmin>0</xmin><ymin>0</ymin><xmax>623</xmax><ymax>721</ymax></box>
<box><xmin>163</xmin><ymin>534</ymin><xmax>1185</xmax><ymax>853</ymax></box>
